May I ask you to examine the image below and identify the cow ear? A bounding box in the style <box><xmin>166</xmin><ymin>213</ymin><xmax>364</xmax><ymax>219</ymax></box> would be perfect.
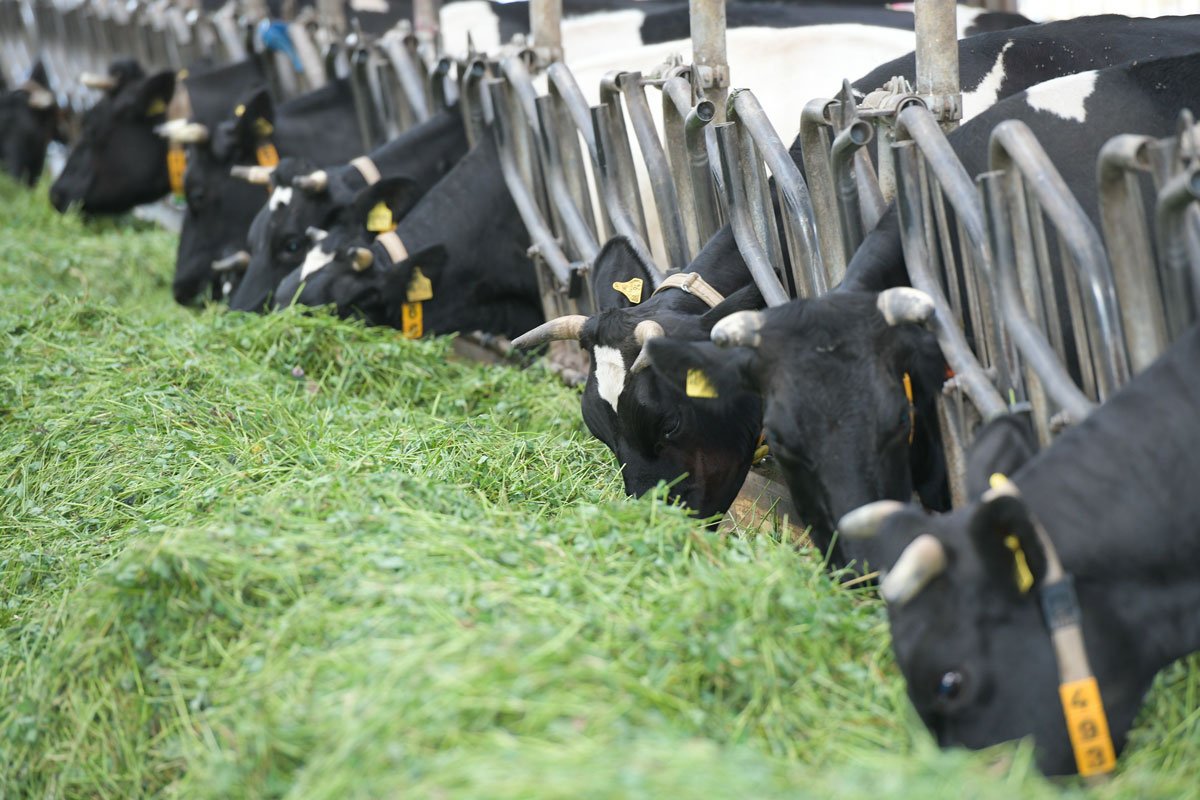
<box><xmin>967</xmin><ymin>491</ymin><xmax>1048</xmax><ymax>595</ymax></box>
<box><xmin>590</xmin><ymin>236</ymin><xmax>657</xmax><ymax>310</ymax></box>
<box><xmin>134</xmin><ymin>70</ymin><xmax>176</xmax><ymax>119</ymax></box>
<box><xmin>232</xmin><ymin>88</ymin><xmax>276</xmax><ymax>140</ymax></box>
<box><xmin>349</xmin><ymin>176</ymin><xmax>420</xmax><ymax>233</ymax></box>
<box><xmin>644</xmin><ymin>338</ymin><xmax>759</xmax><ymax>403</ymax></box>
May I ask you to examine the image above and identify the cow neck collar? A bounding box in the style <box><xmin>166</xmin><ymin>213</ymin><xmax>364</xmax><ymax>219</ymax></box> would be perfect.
<box><xmin>984</xmin><ymin>474</ymin><xmax>1117</xmax><ymax>779</ymax></box>
<box><xmin>350</xmin><ymin>155</ymin><xmax>381</xmax><ymax>186</ymax></box>
<box><xmin>650</xmin><ymin>272</ymin><xmax>725</xmax><ymax>308</ymax></box>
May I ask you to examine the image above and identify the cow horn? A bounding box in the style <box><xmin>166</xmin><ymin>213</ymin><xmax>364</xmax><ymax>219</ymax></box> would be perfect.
<box><xmin>629</xmin><ymin>320</ymin><xmax>666</xmax><ymax>374</ymax></box>
<box><xmin>711</xmin><ymin>310</ymin><xmax>764</xmax><ymax>348</ymax></box>
<box><xmin>25</xmin><ymin>87</ymin><xmax>54</xmax><ymax>110</ymax></box>
<box><xmin>880</xmin><ymin>534</ymin><xmax>947</xmax><ymax>605</ymax></box>
<box><xmin>212</xmin><ymin>250</ymin><xmax>250</xmax><ymax>272</ymax></box>
<box><xmin>877</xmin><ymin>287</ymin><xmax>934</xmax><ymax>327</ymax></box>
<box><xmin>512</xmin><ymin>315</ymin><xmax>589</xmax><ymax>349</ymax></box>
<box><xmin>838</xmin><ymin>500</ymin><xmax>907</xmax><ymax>539</ymax></box>
<box><xmin>293</xmin><ymin>170</ymin><xmax>329</xmax><ymax>192</ymax></box>
<box><xmin>350</xmin><ymin>247</ymin><xmax>374</xmax><ymax>272</ymax></box>
<box><xmin>306</xmin><ymin>226</ymin><xmax>327</xmax><ymax>243</ymax></box>
<box><xmin>81</xmin><ymin>72</ymin><xmax>118</xmax><ymax>91</ymax></box>
<box><xmin>156</xmin><ymin>119</ymin><xmax>209</xmax><ymax>143</ymax></box>
<box><xmin>230</xmin><ymin>164</ymin><xmax>275</xmax><ymax>185</ymax></box>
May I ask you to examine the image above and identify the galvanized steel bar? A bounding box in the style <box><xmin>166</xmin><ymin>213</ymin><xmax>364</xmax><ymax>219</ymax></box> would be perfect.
<box><xmin>599</xmin><ymin>73</ymin><xmax>650</xmax><ymax>242</ymax></box>
<box><xmin>535</xmin><ymin>94</ymin><xmax>601</xmax><ymax>262</ymax></box>
<box><xmin>714</xmin><ymin>123</ymin><xmax>789</xmax><ymax>307</ymax></box>
<box><xmin>914</xmin><ymin>0</ymin><xmax>960</xmax><ymax>129</ymax></box>
<box><xmin>1153</xmin><ymin>164</ymin><xmax>1200</xmax><ymax>341</ymax></box>
<box><xmin>800</xmin><ymin>98</ymin><xmax>845</xmax><ymax>285</ymax></box>
<box><xmin>689</xmin><ymin>0</ymin><xmax>728</xmax><ymax>123</ymax></box>
<box><xmin>989</xmin><ymin>119</ymin><xmax>1131</xmax><ymax>399</ymax></box>
<box><xmin>729</xmin><ymin>89</ymin><xmax>825</xmax><ymax>297</ymax></box>
<box><xmin>530</xmin><ymin>0</ymin><xmax>563</xmax><ymax>65</ymax></box>
<box><xmin>663</xmin><ymin>76</ymin><xmax>720</xmax><ymax>249</ymax></box>
<box><xmin>1097</xmin><ymin>134</ymin><xmax>1168</xmax><ymax>372</ymax></box>
<box><xmin>830</xmin><ymin>119</ymin><xmax>875</xmax><ymax>260</ymax></box>
<box><xmin>592</xmin><ymin>102</ymin><xmax>660</xmax><ymax>275</ymax></box>
<box><xmin>380</xmin><ymin>32</ymin><xmax>431</xmax><ymax>127</ymax></box>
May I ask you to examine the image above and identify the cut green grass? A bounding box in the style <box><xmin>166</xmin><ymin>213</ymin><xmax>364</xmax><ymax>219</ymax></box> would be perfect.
<box><xmin>0</xmin><ymin>174</ymin><xmax>1197</xmax><ymax>798</ymax></box>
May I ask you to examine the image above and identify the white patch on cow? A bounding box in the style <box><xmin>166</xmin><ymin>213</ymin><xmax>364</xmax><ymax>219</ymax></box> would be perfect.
<box><xmin>349</xmin><ymin>0</ymin><xmax>387</xmax><ymax>12</ymax></box>
<box><xmin>962</xmin><ymin>40</ymin><xmax>1014</xmax><ymax>123</ymax></box>
<box><xmin>593</xmin><ymin>345</ymin><xmax>627</xmax><ymax>413</ymax></box>
<box><xmin>222</xmin><ymin>280</ymin><xmax>233</xmax><ymax>298</ymax></box>
<box><xmin>1024</xmin><ymin>69</ymin><xmax>1097</xmax><ymax>123</ymax></box>
<box><xmin>299</xmin><ymin>233</ymin><xmax>333</xmax><ymax>280</ymax></box>
<box><xmin>269</xmin><ymin>186</ymin><xmax>293</xmax><ymax>212</ymax></box>
<box><xmin>440</xmin><ymin>1</ymin><xmax>501</xmax><ymax>57</ymax></box>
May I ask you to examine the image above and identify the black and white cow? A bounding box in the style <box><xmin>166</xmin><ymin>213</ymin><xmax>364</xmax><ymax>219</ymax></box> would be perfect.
<box><xmin>647</xmin><ymin>48</ymin><xmax>1200</xmax><ymax>570</ymax></box>
<box><xmin>270</xmin><ymin>136</ymin><xmax>543</xmax><ymax>339</ymax></box>
<box><xmin>517</xmin><ymin>14</ymin><xmax>1200</xmax><ymax>527</ymax></box>
<box><xmin>229</xmin><ymin>104</ymin><xmax>468</xmax><ymax>312</ymax></box>
<box><xmin>49</xmin><ymin>58</ymin><xmax>267</xmax><ymax>215</ymax></box>
<box><xmin>0</xmin><ymin>62</ymin><xmax>58</xmax><ymax>187</ymax></box>
<box><xmin>837</xmin><ymin>318</ymin><xmax>1200</xmax><ymax>776</ymax></box>
<box><xmin>169</xmin><ymin>80</ymin><xmax>363</xmax><ymax>305</ymax></box>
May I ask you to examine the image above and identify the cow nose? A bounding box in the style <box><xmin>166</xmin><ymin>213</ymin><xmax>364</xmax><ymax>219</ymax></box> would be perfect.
<box><xmin>48</xmin><ymin>185</ymin><xmax>68</xmax><ymax>213</ymax></box>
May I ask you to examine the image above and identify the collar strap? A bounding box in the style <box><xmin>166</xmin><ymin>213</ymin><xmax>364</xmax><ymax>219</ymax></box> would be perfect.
<box><xmin>650</xmin><ymin>272</ymin><xmax>725</xmax><ymax>308</ymax></box>
<box><xmin>350</xmin><ymin>156</ymin><xmax>381</xmax><ymax>186</ymax></box>
<box><xmin>986</xmin><ymin>475</ymin><xmax>1117</xmax><ymax>777</ymax></box>
<box><xmin>376</xmin><ymin>231</ymin><xmax>408</xmax><ymax>264</ymax></box>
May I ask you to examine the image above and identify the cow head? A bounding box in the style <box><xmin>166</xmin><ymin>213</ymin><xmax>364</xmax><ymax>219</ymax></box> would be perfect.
<box><xmin>838</xmin><ymin>490</ymin><xmax>1144</xmax><ymax>776</ymax></box>
<box><xmin>515</xmin><ymin>237</ymin><xmax>762</xmax><ymax>519</ymax></box>
<box><xmin>646</xmin><ymin>289</ymin><xmax>948</xmax><ymax>570</ymax></box>
<box><xmin>0</xmin><ymin>62</ymin><xmax>58</xmax><ymax>186</ymax></box>
<box><xmin>233</xmin><ymin>156</ymin><xmax>362</xmax><ymax>312</ymax></box>
<box><xmin>50</xmin><ymin>60</ymin><xmax>175</xmax><ymax>213</ymax></box>
<box><xmin>172</xmin><ymin>88</ymin><xmax>278</xmax><ymax>305</ymax></box>
<box><xmin>271</xmin><ymin>177</ymin><xmax>427</xmax><ymax>318</ymax></box>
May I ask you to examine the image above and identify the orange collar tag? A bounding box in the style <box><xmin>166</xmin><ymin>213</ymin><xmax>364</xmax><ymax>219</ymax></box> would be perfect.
<box><xmin>256</xmin><ymin>143</ymin><xmax>280</xmax><ymax>167</ymax></box>
<box><xmin>401</xmin><ymin>302</ymin><xmax>423</xmax><ymax>339</ymax></box>
<box><xmin>1059</xmin><ymin>677</ymin><xmax>1117</xmax><ymax>776</ymax></box>
<box><xmin>167</xmin><ymin>144</ymin><xmax>186</xmax><ymax>197</ymax></box>
<box><xmin>903</xmin><ymin>371</ymin><xmax>915</xmax><ymax>445</ymax></box>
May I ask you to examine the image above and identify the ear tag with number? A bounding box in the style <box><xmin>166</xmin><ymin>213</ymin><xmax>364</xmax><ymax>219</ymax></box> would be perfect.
<box><xmin>256</xmin><ymin>143</ymin><xmax>279</xmax><ymax>167</ymax></box>
<box><xmin>407</xmin><ymin>267</ymin><xmax>433</xmax><ymax>302</ymax></box>
<box><xmin>612</xmin><ymin>277</ymin><xmax>643</xmax><ymax>304</ymax></box>
<box><xmin>235</xmin><ymin>103</ymin><xmax>246</xmax><ymax>117</ymax></box>
<box><xmin>1059</xmin><ymin>677</ymin><xmax>1117</xmax><ymax>776</ymax></box>
<box><xmin>1004</xmin><ymin>535</ymin><xmax>1035</xmax><ymax>594</ymax></box>
<box><xmin>366</xmin><ymin>201</ymin><xmax>396</xmax><ymax>233</ymax></box>
<box><xmin>254</xmin><ymin>117</ymin><xmax>274</xmax><ymax>138</ymax></box>
<box><xmin>145</xmin><ymin>97</ymin><xmax>167</xmax><ymax>117</ymax></box>
<box><xmin>401</xmin><ymin>302</ymin><xmax>423</xmax><ymax>339</ymax></box>
<box><xmin>686</xmin><ymin>368</ymin><xmax>718</xmax><ymax>399</ymax></box>
<box><xmin>167</xmin><ymin>144</ymin><xmax>187</xmax><ymax>197</ymax></box>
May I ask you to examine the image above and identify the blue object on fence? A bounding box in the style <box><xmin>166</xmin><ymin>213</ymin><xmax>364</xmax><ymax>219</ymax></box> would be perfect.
<box><xmin>259</xmin><ymin>20</ymin><xmax>304</xmax><ymax>73</ymax></box>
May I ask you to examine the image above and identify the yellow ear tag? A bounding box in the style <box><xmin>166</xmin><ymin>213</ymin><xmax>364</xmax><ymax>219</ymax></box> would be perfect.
<box><xmin>401</xmin><ymin>302</ymin><xmax>423</xmax><ymax>339</ymax></box>
<box><xmin>167</xmin><ymin>144</ymin><xmax>187</xmax><ymax>197</ymax></box>
<box><xmin>1004</xmin><ymin>534</ymin><xmax>1035</xmax><ymax>594</ymax></box>
<box><xmin>177</xmin><ymin>69</ymin><xmax>189</xmax><ymax>80</ymax></box>
<box><xmin>612</xmin><ymin>277</ymin><xmax>643</xmax><ymax>304</ymax></box>
<box><xmin>406</xmin><ymin>267</ymin><xmax>433</xmax><ymax>302</ymax></box>
<box><xmin>366</xmin><ymin>201</ymin><xmax>395</xmax><ymax>233</ymax></box>
<box><xmin>145</xmin><ymin>97</ymin><xmax>166</xmax><ymax>117</ymax></box>
<box><xmin>254</xmin><ymin>117</ymin><xmax>275</xmax><ymax>138</ymax></box>
<box><xmin>685</xmin><ymin>368</ymin><xmax>718</xmax><ymax>399</ymax></box>
<box><xmin>256</xmin><ymin>143</ymin><xmax>279</xmax><ymax>167</ymax></box>
<box><xmin>1059</xmin><ymin>677</ymin><xmax>1118</xmax><ymax>776</ymax></box>
<box><xmin>235</xmin><ymin>104</ymin><xmax>246</xmax><ymax>117</ymax></box>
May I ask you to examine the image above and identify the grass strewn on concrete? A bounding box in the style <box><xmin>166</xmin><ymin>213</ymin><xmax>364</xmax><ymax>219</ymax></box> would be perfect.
<box><xmin>0</xmin><ymin>174</ymin><xmax>1196</xmax><ymax>798</ymax></box>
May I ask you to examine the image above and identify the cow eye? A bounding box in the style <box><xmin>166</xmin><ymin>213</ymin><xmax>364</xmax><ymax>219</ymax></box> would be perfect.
<box><xmin>663</xmin><ymin>414</ymin><xmax>682</xmax><ymax>441</ymax></box>
<box><xmin>935</xmin><ymin>670</ymin><xmax>964</xmax><ymax>703</ymax></box>
<box><xmin>284</xmin><ymin>237</ymin><xmax>304</xmax><ymax>254</ymax></box>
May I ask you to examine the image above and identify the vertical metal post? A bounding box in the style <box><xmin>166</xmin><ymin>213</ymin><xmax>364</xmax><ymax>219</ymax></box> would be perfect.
<box><xmin>689</xmin><ymin>0</ymin><xmax>728</xmax><ymax>123</ymax></box>
<box><xmin>915</xmin><ymin>0</ymin><xmax>960</xmax><ymax>130</ymax></box>
<box><xmin>530</xmin><ymin>0</ymin><xmax>563</xmax><ymax>66</ymax></box>
<box><xmin>413</xmin><ymin>0</ymin><xmax>440</xmax><ymax>53</ymax></box>
<box><xmin>317</xmin><ymin>0</ymin><xmax>346</xmax><ymax>36</ymax></box>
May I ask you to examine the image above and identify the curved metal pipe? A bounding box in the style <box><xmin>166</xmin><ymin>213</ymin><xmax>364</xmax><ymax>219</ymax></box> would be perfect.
<box><xmin>830</xmin><ymin>119</ymin><xmax>874</xmax><ymax>259</ymax></box>
<box><xmin>800</xmin><ymin>97</ymin><xmax>845</xmax><ymax>285</ymax></box>
<box><xmin>1154</xmin><ymin>164</ymin><xmax>1200</xmax><ymax>340</ymax></box>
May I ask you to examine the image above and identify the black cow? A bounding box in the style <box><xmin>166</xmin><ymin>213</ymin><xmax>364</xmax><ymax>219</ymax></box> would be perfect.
<box><xmin>270</xmin><ymin>136</ymin><xmax>543</xmax><ymax>339</ymax></box>
<box><xmin>0</xmin><ymin>62</ymin><xmax>58</xmax><ymax>186</ymax></box>
<box><xmin>647</xmin><ymin>49</ymin><xmax>1200</xmax><ymax>570</ymax></box>
<box><xmin>515</xmin><ymin>13</ymin><xmax>1198</xmax><ymax>527</ymax></box>
<box><xmin>838</xmin><ymin>319</ymin><xmax>1200</xmax><ymax>776</ymax></box>
<box><xmin>49</xmin><ymin>58</ymin><xmax>265</xmax><ymax>214</ymax></box>
<box><xmin>229</xmin><ymin>104</ymin><xmax>468</xmax><ymax>312</ymax></box>
<box><xmin>170</xmin><ymin>79</ymin><xmax>362</xmax><ymax>305</ymax></box>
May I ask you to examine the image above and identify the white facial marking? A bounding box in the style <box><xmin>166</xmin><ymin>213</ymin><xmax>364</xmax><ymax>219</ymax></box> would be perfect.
<box><xmin>222</xmin><ymin>281</ymin><xmax>233</xmax><ymax>298</ymax></box>
<box><xmin>1025</xmin><ymin>70</ymin><xmax>1097</xmax><ymax>124</ymax></box>
<box><xmin>962</xmin><ymin>40</ymin><xmax>1014</xmax><ymax>123</ymax></box>
<box><xmin>269</xmin><ymin>186</ymin><xmax>293</xmax><ymax>211</ymax></box>
<box><xmin>299</xmin><ymin>231</ymin><xmax>333</xmax><ymax>280</ymax></box>
<box><xmin>593</xmin><ymin>345</ymin><xmax>627</xmax><ymax>413</ymax></box>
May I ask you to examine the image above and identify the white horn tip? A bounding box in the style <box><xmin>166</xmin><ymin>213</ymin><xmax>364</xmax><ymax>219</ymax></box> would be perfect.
<box><xmin>880</xmin><ymin>534</ymin><xmax>947</xmax><ymax>605</ymax></box>
<box><xmin>877</xmin><ymin>287</ymin><xmax>935</xmax><ymax>327</ymax></box>
<box><xmin>838</xmin><ymin>500</ymin><xmax>908</xmax><ymax>539</ymax></box>
<box><xmin>711</xmin><ymin>311</ymin><xmax>764</xmax><ymax>348</ymax></box>
<box><xmin>230</xmin><ymin>165</ymin><xmax>275</xmax><ymax>185</ymax></box>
